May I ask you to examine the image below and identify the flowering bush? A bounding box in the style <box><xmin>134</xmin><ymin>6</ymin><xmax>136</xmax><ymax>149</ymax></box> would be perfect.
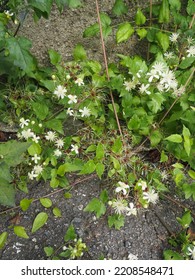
<box><xmin>0</xmin><ymin>0</ymin><xmax>195</xmax><ymax>260</ymax></box>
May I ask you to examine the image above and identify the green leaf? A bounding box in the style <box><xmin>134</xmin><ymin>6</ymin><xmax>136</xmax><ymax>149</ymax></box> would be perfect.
<box><xmin>79</xmin><ymin>160</ymin><xmax>96</xmax><ymax>175</ymax></box>
<box><xmin>48</xmin><ymin>49</ymin><xmax>61</xmax><ymax>66</ymax></box>
<box><xmin>67</xmin><ymin>0</ymin><xmax>82</xmax><ymax>8</ymax></box>
<box><xmin>0</xmin><ymin>183</ymin><xmax>15</xmax><ymax>207</ymax></box>
<box><xmin>163</xmin><ymin>250</ymin><xmax>184</xmax><ymax>260</ymax></box>
<box><xmin>183</xmin><ymin>183</ymin><xmax>195</xmax><ymax>200</ymax></box>
<box><xmin>150</xmin><ymin>130</ymin><xmax>162</xmax><ymax>147</ymax></box>
<box><xmin>0</xmin><ymin>141</ymin><xmax>30</xmax><ymax>167</ymax></box>
<box><xmin>96</xmin><ymin>163</ymin><xmax>105</xmax><ymax>179</ymax></box>
<box><xmin>176</xmin><ymin>210</ymin><xmax>192</xmax><ymax>228</ymax></box>
<box><xmin>96</xmin><ymin>143</ymin><xmax>105</xmax><ymax>160</ymax></box>
<box><xmin>108</xmin><ymin>214</ymin><xmax>125</xmax><ymax>230</ymax></box>
<box><xmin>0</xmin><ymin>232</ymin><xmax>8</xmax><ymax>249</ymax></box>
<box><xmin>169</xmin><ymin>0</ymin><xmax>181</xmax><ymax>11</ymax></box>
<box><xmin>187</xmin><ymin>0</ymin><xmax>195</xmax><ymax>15</ymax></box>
<box><xmin>50</xmin><ymin>177</ymin><xmax>59</xmax><ymax>188</ymax></box>
<box><xmin>73</xmin><ymin>44</ymin><xmax>87</xmax><ymax>61</ymax></box>
<box><xmin>111</xmin><ymin>137</ymin><xmax>123</xmax><ymax>154</ymax></box>
<box><xmin>20</xmin><ymin>198</ymin><xmax>33</xmax><ymax>211</ymax></box>
<box><xmin>112</xmin><ymin>0</ymin><xmax>128</xmax><ymax>16</ymax></box>
<box><xmin>40</xmin><ymin>198</ymin><xmax>52</xmax><ymax>208</ymax></box>
<box><xmin>165</xmin><ymin>134</ymin><xmax>182</xmax><ymax>143</ymax></box>
<box><xmin>14</xmin><ymin>226</ymin><xmax>29</xmax><ymax>239</ymax></box>
<box><xmin>64</xmin><ymin>224</ymin><xmax>77</xmax><ymax>242</ymax></box>
<box><xmin>28</xmin><ymin>0</ymin><xmax>53</xmax><ymax>15</ymax></box>
<box><xmin>183</xmin><ymin>125</ymin><xmax>191</xmax><ymax>156</ymax></box>
<box><xmin>83</xmin><ymin>23</ymin><xmax>99</xmax><ymax>38</ymax></box>
<box><xmin>116</xmin><ymin>22</ymin><xmax>134</xmax><ymax>43</ymax></box>
<box><xmin>159</xmin><ymin>0</ymin><xmax>170</xmax><ymax>23</ymax></box>
<box><xmin>100</xmin><ymin>189</ymin><xmax>109</xmax><ymax>204</ymax></box>
<box><xmin>0</xmin><ymin>162</ymin><xmax>12</xmax><ymax>182</ymax></box>
<box><xmin>136</xmin><ymin>28</ymin><xmax>147</xmax><ymax>40</ymax></box>
<box><xmin>57</xmin><ymin>161</ymin><xmax>82</xmax><ymax>175</ymax></box>
<box><xmin>32</xmin><ymin>102</ymin><xmax>49</xmax><ymax>120</ymax></box>
<box><xmin>52</xmin><ymin>207</ymin><xmax>62</xmax><ymax>217</ymax></box>
<box><xmin>28</xmin><ymin>143</ymin><xmax>42</xmax><ymax>156</ymax></box>
<box><xmin>188</xmin><ymin>170</ymin><xmax>195</xmax><ymax>179</ymax></box>
<box><xmin>44</xmin><ymin>246</ymin><xmax>54</xmax><ymax>257</ymax></box>
<box><xmin>84</xmin><ymin>198</ymin><xmax>106</xmax><ymax>218</ymax></box>
<box><xmin>156</xmin><ymin>32</ymin><xmax>169</xmax><ymax>52</ymax></box>
<box><xmin>160</xmin><ymin>150</ymin><xmax>168</xmax><ymax>163</ymax></box>
<box><xmin>31</xmin><ymin>212</ymin><xmax>48</xmax><ymax>233</ymax></box>
<box><xmin>135</xmin><ymin>9</ymin><xmax>146</xmax><ymax>25</ymax></box>
<box><xmin>179</xmin><ymin>57</ymin><xmax>195</xmax><ymax>69</ymax></box>
<box><xmin>6</xmin><ymin>37</ymin><xmax>36</xmax><ymax>73</ymax></box>
<box><xmin>45</xmin><ymin>119</ymin><xmax>64</xmax><ymax>134</ymax></box>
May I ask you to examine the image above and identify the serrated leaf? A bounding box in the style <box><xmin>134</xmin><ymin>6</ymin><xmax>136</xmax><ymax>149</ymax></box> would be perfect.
<box><xmin>6</xmin><ymin>37</ymin><xmax>36</xmax><ymax>73</ymax></box>
<box><xmin>45</xmin><ymin>119</ymin><xmax>64</xmax><ymax>134</ymax></box>
<box><xmin>67</xmin><ymin>0</ymin><xmax>82</xmax><ymax>8</ymax></box>
<box><xmin>40</xmin><ymin>198</ymin><xmax>52</xmax><ymax>208</ymax></box>
<box><xmin>183</xmin><ymin>125</ymin><xmax>191</xmax><ymax>156</ymax></box>
<box><xmin>31</xmin><ymin>212</ymin><xmax>48</xmax><ymax>233</ymax></box>
<box><xmin>14</xmin><ymin>226</ymin><xmax>29</xmax><ymax>239</ymax></box>
<box><xmin>83</xmin><ymin>23</ymin><xmax>99</xmax><ymax>38</ymax></box>
<box><xmin>163</xmin><ymin>250</ymin><xmax>184</xmax><ymax>260</ymax></box>
<box><xmin>169</xmin><ymin>0</ymin><xmax>181</xmax><ymax>11</ymax></box>
<box><xmin>100</xmin><ymin>189</ymin><xmax>109</xmax><ymax>204</ymax></box>
<box><xmin>0</xmin><ymin>232</ymin><xmax>8</xmax><ymax>249</ymax></box>
<box><xmin>28</xmin><ymin>143</ymin><xmax>42</xmax><ymax>156</ymax></box>
<box><xmin>150</xmin><ymin>130</ymin><xmax>162</xmax><ymax>147</ymax></box>
<box><xmin>112</xmin><ymin>0</ymin><xmax>128</xmax><ymax>16</ymax></box>
<box><xmin>111</xmin><ymin>137</ymin><xmax>123</xmax><ymax>154</ymax></box>
<box><xmin>32</xmin><ymin>102</ymin><xmax>49</xmax><ymax>120</ymax></box>
<box><xmin>177</xmin><ymin>210</ymin><xmax>192</xmax><ymax>228</ymax></box>
<box><xmin>158</xmin><ymin>0</ymin><xmax>170</xmax><ymax>23</ymax></box>
<box><xmin>28</xmin><ymin>0</ymin><xmax>53</xmax><ymax>14</ymax></box>
<box><xmin>20</xmin><ymin>198</ymin><xmax>33</xmax><ymax>211</ymax></box>
<box><xmin>84</xmin><ymin>198</ymin><xmax>106</xmax><ymax>218</ymax></box>
<box><xmin>64</xmin><ymin>224</ymin><xmax>77</xmax><ymax>242</ymax></box>
<box><xmin>48</xmin><ymin>49</ymin><xmax>61</xmax><ymax>66</ymax></box>
<box><xmin>116</xmin><ymin>22</ymin><xmax>134</xmax><ymax>43</ymax></box>
<box><xmin>96</xmin><ymin>143</ymin><xmax>105</xmax><ymax>160</ymax></box>
<box><xmin>179</xmin><ymin>57</ymin><xmax>195</xmax><ymax>69</ymax></box>
<box><xmin>136</xmin><ymin>28</ymin><xmax>147</xmax><ymax>40</ymax></box>
<box><xmin>156</xmin><ymin>32</ymin><xmax>169</xmax><ymax>52</ymax></box>
<box><xmin>108</xmin><ymin>214</ymin><xmax>125</xmax><ymax>230</ymax></box>
<box><xmin>135</xmin><ymin>9</ymin><xmax>146</xmax><ymax>25</ymax></box>
<box><xmin>44</xmin><ymin>246</ymin><xmax>54</xmax><ymax>257</ymax></box>
<box><xmin>73</xmin><ymin>44</ymin><xmax>87</xmax><ymax>61</ymax></box>
<box><xmin>96</xmin><ymin>163</ymin><xmax>105</xmax><ymax>179</ymax></box>
<box><xmin>165</xmin><ymin>134</ymin><xmax>182</xmax><ymax>143</ymax></box>
<box><xmin>188</xmin><ymin>170</ymin><xmax>195</xmax><ymax>179</ymax></box>
<box><xmin>160</xmin><ymin>150</ymin><xmax>168</xmax><ymax>162</ymax></box>
<box><xmin>57</xmin><ymin>162</ymin><xmax>82</xmax><ymax>176</ymax></box>
<box><xmin>79</xmin><ymin>160</ymin><xmax>96</xmax><ymax>175</ymax></box>
<box><xmin>0</xmin><ymin>183</ymin><xmax>15</xmax><ymax>207</ymax></box>
<box><xmin>52</xmin><ymin>207</ymin><xmax>62</xmax><ymax>217</ymax></box>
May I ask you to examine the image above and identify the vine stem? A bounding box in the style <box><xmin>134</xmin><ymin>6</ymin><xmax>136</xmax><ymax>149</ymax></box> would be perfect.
<box><xmin>0</xmin><ymin>174</ymin><xmax>97</xmax><ymax>215</ymax></box>
<box><xmin>95</xmin><ymin>0</ymin><xmax>123</xmax><ymax>138</ymax></box>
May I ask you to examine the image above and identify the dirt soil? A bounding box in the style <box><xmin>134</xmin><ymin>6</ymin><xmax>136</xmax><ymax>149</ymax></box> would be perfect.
<box><xmin>0</xmin><ymin>0</ymin><xmax>194</xmax><ymax>260</ymax></box>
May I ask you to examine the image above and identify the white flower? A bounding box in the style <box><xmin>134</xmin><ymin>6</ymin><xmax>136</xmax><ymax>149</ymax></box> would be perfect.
<box><xmin>187</xmin><ymin>37</ymin><xmax>194</xmax><ymax>46</ymax></box>
<box><xmin>71</xmin><ymin>144</ymin><xmax>79</xmax><ymax>154</ymax></box>
<box><xmin>45</xmin><ymin>131</ymin><xmax>57</xmax><ymax>142</ymax></box>
<box><xmin>67</xmin><ymin>108</ymin><xmax>74</xmax><ymax>116</ymax></box>
<box><xmin>160</xmin><ymin>70</ymin><xmax>178</xmax><ymax>91</ymax></box>
<box><xmin>169</xmin><ymin>33</ymin><xmax>179</xmax><ymax>43</ymax></box>
<box><xmin>139</xmin><ymin>84</ymin><xmax>151</xmax><ymax>95</ymax></box>
<box><xmin>164</xmin><ymin>52</ymin><xmax>174</xmax><ymax>59</ymax></box>
<box><xmin>53</xmin><ymin>85</ymin><xmax>67</xmax><ymax>99</ymax></box>
<box><xmin>136</xmin><ymin>70</ymin><xmax>143</xmax><ymax>78</ymax></box>
<box><xmin>19</xmin><ymin>118</ymin><xmax>30</xmax><ymax>128</ymax></box>
<box><xmin>21</xmin><ymin>129</ymin><xmax>34</xmax><ymax>140</ymax></box>
<box><xmin>123</xmin><ymin>80</ymin><xmax>136</xmax><ymax>91</ymax></box>
<box><xmin>4</xmin><ymin>10</ymin><xmax>14</xmax><ymax>17</ymax></box>
<box><xmin>32</xmin><ymin>134</ymin><xmax>40</xmax><ymax>143</ymax></box>
<box><xmin>28</xmin><ymin>171</ymin><xmax>37</xmax><ymax>180</ymax></box>
<box><xmin>54</xmin><ymin>149</ymin><xmax>62</xmax><ymax>157</ymax></box>
<box><xmin>66</xmin><ymin>74</ymin><xmax>71</xmax><ymax>80</ymax></box>
<box><xmin>187</xmin><ymin>246</ymin><xmax>195</xmax><ymax>260</ymax></box>
<box><xmin>115</xmin><ymin>181</ymin><xmax>130</xmax><ymax>196</ymax></box>
<box><xmin>137</xmin><ymin>180</ymin><xmax>147</xmax><ymax>190</ymax></box>
<box><xmin>55</xmin><ymin>138</ymin><xmax>64</xmax><ymax>149</ymax></box>
<box><xmin>75</xmin><ymin>77</ymin><xmax>84</xmax><ymax>86</ymax></box>
<box><xmin>143</xmin><ymin>189</ymin><xmax>159</xmax><ymax>204</ymax></box>
<box><xmin>68</xmin><ymin>95</ymin><xmax>78</xmax><ymax>104</ymax></box>
<box><xmin>31</xmin><ymin>154</ymin><xmax>41</xmax><ymax>164</ymax></box>
<box><xmin>186</xmin><ymin>46</ymin><xmax>195</xmax><ymax>57</ymax></box>
<box><xmin>111</xmin><ymin>199</ymin><xmax>128</xmax><ymax>215</ymax></box>
<box><xmin>33</xmin><ymin>165</ymin><xmax>43</xmax><ymax>175</ymax></box>
<box><xmin>147</xmin><ymin>69</ymin><xmax>159</xmax><ymax>83</ymax></box>
<box><xmin>152</xmin><ymin>62</ymin><xmax>166</xmax><ymax>75</ymax></box>
<box><xmin>79</xmin><ymin>107</ymin><xmax>91</xmax><ymax>117</ymax></box>
<box><xmin>127</xmin><ymin>253</ymin><xmax>138</xmax><ymax>260</ymax></box>
<box><xmin>126</xmin><ymin>202</ymin><xmax>137</xmax><ymax>216</ymax></box>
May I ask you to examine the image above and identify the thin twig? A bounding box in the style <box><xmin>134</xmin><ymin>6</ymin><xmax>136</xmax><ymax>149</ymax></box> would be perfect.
<box><xmin>0</xmin><ymin>174</ymin><xmax>97</xmax><ymax>215</ymax></box>
<box><xmin>95</xmin><ymin>0</ymin><xmax>123</xmax><ymax>137</ymax></box>
<box><xmin>189</xmin><ymin>13</ymin><xmax>195</xmax><ymax>29</ymax></box>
